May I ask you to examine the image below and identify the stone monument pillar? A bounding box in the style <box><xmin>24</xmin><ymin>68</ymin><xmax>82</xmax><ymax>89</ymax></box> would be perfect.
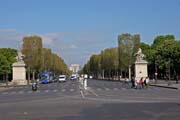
<box><xmin>11</xmin><ymin>51</ymin><xmax>27</xmax><ymax>85</ymax></box>
<box><xmin>134</xmin><ymin>48</ymin><xmax>148</xmax><ymax>81</ymax></box>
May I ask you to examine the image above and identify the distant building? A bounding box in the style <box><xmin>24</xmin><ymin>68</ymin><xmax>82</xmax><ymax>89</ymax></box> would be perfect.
<box><xmin>69</xmin><ymin>64</ymin><xmax>80</xmax><ymax>73</ymax></box>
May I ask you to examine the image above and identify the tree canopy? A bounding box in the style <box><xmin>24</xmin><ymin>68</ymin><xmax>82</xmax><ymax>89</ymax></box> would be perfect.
<box><xmin>0</xmin><ymin>48</ymin><xmax>17</xmax><ymax>81</ymax></box>
<box><xmin>82</xmin><ymin>34</ymin><xmax>180</xmax><ymax>80</ymax></box>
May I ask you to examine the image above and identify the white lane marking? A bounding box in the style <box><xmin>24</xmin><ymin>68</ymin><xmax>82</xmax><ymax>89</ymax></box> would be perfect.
<box><xmin>70</xmin><ymin>89</ymin><xmax>74</xmax><ymax>92</ymax></box>
<box><xmin>89</xmin><ymin>89</ymin><xmax>98</xmax><ymax>97</ymax></box>
<box><xmin>61</xmin><ymin>89</ymin><xmax>66</xmax><ymax>92</ymax></box>
<box><xmin>2</xmin><ymin>92</ymin><xmax>8</xmax><ymax>95</ymax></box>
<box><xmin>18</xmin><ymin>91</ymin><xmax>24</xmax><ymax>94</ymax></box>
<box><xmin>53</xmin><ymin>89</ymin><xmax>58</xmax><ymax>92</ymax></box>
<box><xmin>97</xmin><ymin>88</ymin><xmax>102</xmax><ymax>91</ymax></box>
<box><xmin>27</xmin><ymin>91</ymin><xmax>32</xmax><ymax>94</ymax></box>
<box><xmin>80</xmin><ymin>90</ymin><xmax>85</xmax><ymax>99</ymax></box>
<box><xmin>36</xmin><ymin>90</ymin><xmax>40</xmax><ymax>93</ymax></box>
<box><xmin>45</xmin><ymin>90</ymin><xmax>49</xmax><ymax>93</ymax></box>
<box><xmin>10</xmin><ymin>91</ymin><xmax>16</xmax><ymax>94</ymax></box>
<box><xmin>113</xmin><ymin>88</ymin><xmax>118</xmax><ymax>91</ymax></box>
<box><xmin>121</xmin><ymin>88</ymin><xmax>126</xmax><ymax>90</ymax></box>
<box><xmin>105</xmin><ymin>88</ymin><xmax>110</xmax><ymax>91</ymax></box>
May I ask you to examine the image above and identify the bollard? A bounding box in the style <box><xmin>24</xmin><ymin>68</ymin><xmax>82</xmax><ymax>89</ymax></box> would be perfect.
<box><xmin>84</xmin><ymin>79</ymin><xmax>87</xmax><ymax>90</ymax></box>
<box><xmin>84</xmin><ymin>74</ymin><xmax>88</xmax><ymax>90</ymax></box>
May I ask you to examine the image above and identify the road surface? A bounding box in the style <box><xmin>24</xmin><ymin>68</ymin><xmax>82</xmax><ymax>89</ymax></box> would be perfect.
<box><xmin>0</xmin><ymin>79</ymin><xmax>180</xmax><ymax>120</ymax></box>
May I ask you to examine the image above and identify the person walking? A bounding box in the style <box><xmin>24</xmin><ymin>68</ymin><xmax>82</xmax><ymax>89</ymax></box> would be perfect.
<box><xmin>144</xmin><ymin>77</ymin><xmax>149</xmax><ymax>88</ymax></box>
<box><xmin>138</xmin><ymin>77</ymin><xmax>143</xmax><ymax>89</ymax></box>
<box><xmin>131</xmin><ymin>77</ymin><xmax>135</xmax><ymax>88</ymax></box>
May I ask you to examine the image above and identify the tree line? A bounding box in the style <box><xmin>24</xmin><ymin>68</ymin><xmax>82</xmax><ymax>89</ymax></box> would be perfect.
<box><xmin>0</xmin><ymin>48</ymin><xmax>17</xmax><ymax>84</ymax></box>
<box><xmin>0</xmin><ymin>35</ymin><xmax>70</xmax><ymax>83</ymax></box>
<box><xmin>22</xmin><ymin>36</ymin><xmax>70</xmax><ymax>81</ymax></box>
<box><xmin>81</xmin><ymin>33</ymin><xmax>180</xmax><ymax>80</ymax></box>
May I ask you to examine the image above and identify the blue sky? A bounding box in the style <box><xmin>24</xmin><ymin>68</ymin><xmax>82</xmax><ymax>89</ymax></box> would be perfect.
<box><xmin>0</xmin><ymin>0</ymin><xmax>180</xmax><ymax>66</ymax></box>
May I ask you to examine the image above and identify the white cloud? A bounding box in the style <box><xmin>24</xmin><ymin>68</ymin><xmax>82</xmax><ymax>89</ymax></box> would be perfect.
<box><xmin>0</xmin><ymin>29</ymin><xmax>25</xmax><ymax>48</ymax></box>
<box><xmin>41</xmin><ymin>32</ymin><xmax>67</xmax><ymax>45</ymax></box>
<box><xmin>0</xmin><ymin>29</ymin><xmax>111</xmax><ymax>66</ymax></box>
<box><xmin>61</xmin><ymin>44</ymin><xmax>78</xmax><ymax>49</ymax></box>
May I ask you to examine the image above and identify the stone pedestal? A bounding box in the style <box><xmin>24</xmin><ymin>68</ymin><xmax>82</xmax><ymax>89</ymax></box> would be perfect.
<box><xmin>11</xmin><ymin>62</ymin><xmax>27</xmax><ymax>85</ymax></box>
<box><xmin>135</xmin><ymin>61</ymin><xmax>148</xmax><ymax>81</ymax></box>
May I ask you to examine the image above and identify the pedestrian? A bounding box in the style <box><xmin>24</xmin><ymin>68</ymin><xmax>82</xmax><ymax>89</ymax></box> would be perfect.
<box><xmin>144</xmin><ymin>77</ymin><xmax>149</xmax><ymax>88</ymax></box>
<box><xmin>131</xmin><ymin>77</ymin><xmax>135</xmax><ymax>88</ymax></box>
<box><xmin>145</xmin><ymin>77</ymin><xmax>149</xmax><ymax>87</ymax></box>
<box><xmin>138</xmin><ymin>77</ymin><xmax>143</xmax><ymax>89</ymax></box>
<box><xmin>175</xmin><ymin>75</ymin><xmax>178</xmax><ymax>84</ymax></box>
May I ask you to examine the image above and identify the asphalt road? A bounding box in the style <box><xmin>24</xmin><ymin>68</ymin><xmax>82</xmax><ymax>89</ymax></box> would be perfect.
<box><xmin>0</xmin><ymin>79</ymin><xmax>180</xmax><ymax>120</ymax></box>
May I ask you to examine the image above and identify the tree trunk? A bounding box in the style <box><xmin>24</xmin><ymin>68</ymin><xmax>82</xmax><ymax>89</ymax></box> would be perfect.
<box><xmin>5</xmin><ymin>73</ymin><xmax>8</xmax><ymax>87</ymax></box>
<box><xmin>129</xmin><ymin>65</ymin><xmax>131</xmax><ymax>80</ymax></box>
<box><xmin>32</xmin><ymin>71</ymin><xmax>35</xmax><ymax>81</ymax></box>
<box><xmin>28</xmin><ymin>70</ymin><xmax>30</xmax><ymax>85</ymax></box>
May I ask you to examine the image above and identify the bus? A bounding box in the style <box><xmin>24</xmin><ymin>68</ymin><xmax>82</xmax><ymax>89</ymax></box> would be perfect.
<box><xmin>40</xmin><ymin>71</ymin><xmax>53</xmax><ymax>84</ymax></box>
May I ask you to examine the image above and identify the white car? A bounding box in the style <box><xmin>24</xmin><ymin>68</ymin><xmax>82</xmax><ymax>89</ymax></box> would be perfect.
<box><xmin>59</xmin><ymin>75</ymin><xmax>66</xmax><ymax>82</ymax></box>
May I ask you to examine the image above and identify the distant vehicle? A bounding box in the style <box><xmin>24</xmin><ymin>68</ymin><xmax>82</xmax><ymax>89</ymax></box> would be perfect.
<box><xmin>40</xmin><ymin>71</ymin><xmax>53</xmax><ymax>84</ymax></box>
<box><xmin>70</xmin><ymin>74</ymin><xmax>78</xmax><ymax>80</ymax></box>
<box><xmin>59</xmin><ymin>75</ymin><xmax>66</xmax><ymax>82</ymax></box>
<box><xmin>89</xmin><ymin>75</ymin><xmax>93</xmax><ymax>79</ymax></box>
<box><xmin>32</xmin><ymin>82</ymin><xmax>37</xmax><ymax>91</ymax></box>
<box><xmin>52</xmin><ymin>76</ymin><xmax>58</xmax><ymax>83</ymax></box>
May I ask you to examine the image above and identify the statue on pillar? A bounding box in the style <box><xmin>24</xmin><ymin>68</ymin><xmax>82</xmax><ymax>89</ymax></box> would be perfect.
<box><xmin>15</xmin><ymin>51</ymin><xmax>25</xmax><ymax>63</ymax></box>
<box><xmin>135</xmin><ymin>48</ymin><xmax>145</xmax><ymax>62</ymax></box>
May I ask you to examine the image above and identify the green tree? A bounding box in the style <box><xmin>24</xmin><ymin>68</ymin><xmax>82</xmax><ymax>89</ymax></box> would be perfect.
<box><xmin>22</xmin><ymin>35</ymin><xmax>43</xmax><ymax>80</ymax></box>
<box><xmin>118</xmin><ymin>33</ymin><xmax>140</xmax><ymax>79</ymax></box>
<box><xmin>0</xmin><ymin>48</ymin><xmax>17</xmax><ymax>86</ymax></box>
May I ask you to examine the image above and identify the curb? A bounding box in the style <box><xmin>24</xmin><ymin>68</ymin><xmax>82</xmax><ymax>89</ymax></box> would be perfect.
<box><xmin>150</xmin><ymin>84</ymin><xmax>179</xmax><ymax>89</ymax></box>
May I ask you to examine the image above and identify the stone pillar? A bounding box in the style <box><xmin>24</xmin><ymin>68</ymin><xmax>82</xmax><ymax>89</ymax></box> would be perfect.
<box><xmin>135</xmin><ymin>61</ymin><xmax>148</xmax><ymax>81</ymax></box>
<box><xmin>12</xmin><ymin>62</ymin><xmax>27</xmax><ymax>85</ymax></box>
<box><xmin>134</xmin><ymin>48</ymin><xmax>148</xmax><ymax>81</ymax></box>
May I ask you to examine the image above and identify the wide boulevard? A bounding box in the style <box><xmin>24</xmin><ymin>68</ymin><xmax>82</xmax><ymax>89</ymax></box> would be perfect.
<box><xmin>0</xmin><ymin>79</ymin><xmax>180</xmax><ymax>120</ymax></box>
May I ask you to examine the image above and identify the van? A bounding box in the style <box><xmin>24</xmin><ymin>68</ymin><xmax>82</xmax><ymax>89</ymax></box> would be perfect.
<box><xmin>59</xmin><ymin>75</ymin><xmax>66</xmax><ymax>82</ymax></box>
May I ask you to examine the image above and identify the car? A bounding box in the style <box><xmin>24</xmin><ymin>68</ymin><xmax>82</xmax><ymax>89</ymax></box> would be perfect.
<box><xmin>70</xmin><ymin>74</ymin><xmax>79</xmax><ymax>80</ymax></box>
<box><xmin>70</xmin><ymin>76</ymin><xmax>76</xmax><ymax>80</ymax></box>
<box><xmin>58</xmin><ymin>75</ymin><xmax>66</xmax><ymax>82</ymax></box>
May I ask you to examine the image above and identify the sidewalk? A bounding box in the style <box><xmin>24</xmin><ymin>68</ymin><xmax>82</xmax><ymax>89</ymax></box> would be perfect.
<box><xmin>0</xmin><ymin>86</ymin><xmax>13</xmax><ymax>92</ymax></box>
<box><xmin>150</xmin><ymin>80</ymin><xmax>180</xmax><ymax>89</ymax></box>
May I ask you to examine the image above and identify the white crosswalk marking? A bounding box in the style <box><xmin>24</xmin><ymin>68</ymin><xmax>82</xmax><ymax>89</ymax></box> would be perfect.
<box><xmin>2</xmin><ymin>92</ymin><xmax>8</xmax><ymax>95</ymax></box>
<box><xmin>18</xmin><ymin>91</ymin><xmax>24</xmax><ymax>94</ymax></box>
<box><xmin>97</xmin><ymin>88</ymin><xmax>102</xmax><ymax>91</ymax></box>
<box><xmin>70</xmin><ymin>89</ymin><xmax>74</xmax><ymax>92</ymax></box>
<box><xmin>36</xmin><ymin>90</ymin><xmax>40</xmax><ymax>93</ymax></box>
<box><xmin>113</xmin><ymin>88</ymin><xmax>118</xmax><ymax>91</ymax></box>
<box><xmin>45</xmin><ymin>90</ymin><xmax>49</xmax><ymax>93</ymax></box>
<box><xmin>105</xmin><ymin>88</ymin><xmax>110</xmax><ymax>91</ymax></box>
<box><xmin>10</xmin><ymin>91</ymin><xmax>16</xmax><ymax>94</ymax></box>
<box><xmin>62</xmin><ymin>89</ymin><xmax>66</xmax><ymax>92</ymax></box>
<box><xmin>27</xmin><ymin>91</ymin><xmax>32</xmax><ymax>94</ymax></box>
<box><xmin>121</xmin><ymin>88</ymin><xmax>126</xmax><ymax>90</ymax></box>
<box><xmin>53</xmin><ymin>89</ymin><xmax>58</xmax><ymax>92</ymax></box>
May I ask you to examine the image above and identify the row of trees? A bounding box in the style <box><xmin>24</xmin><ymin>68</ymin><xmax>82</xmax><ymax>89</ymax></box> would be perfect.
<box><xmin>22</xmin><ymin>36</ymin><xmax>70</xmax><ymax>80</ymax></box>
<box><xmin>82</xmin><ymin>34</ymin><xmax>180</xmax><ymax>80</ymax></box>
<box><xmin>0</xmin><ymin>35</ymin><xmax>70</xmax><ymax>83</ymax></box>
<box><xmin>0</xmin><ymin>48</ymin><xmax>17</xmax><ymax>84</ymax></box>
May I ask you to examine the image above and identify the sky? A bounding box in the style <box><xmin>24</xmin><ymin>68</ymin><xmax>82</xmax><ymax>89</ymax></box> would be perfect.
<box><xmin>0</xmin><ymin>0</ymin><xmax>180</xmax><ymax>66</ymax></box>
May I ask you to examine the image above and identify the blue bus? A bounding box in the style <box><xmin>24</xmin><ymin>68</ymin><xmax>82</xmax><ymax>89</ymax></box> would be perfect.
<box><xmin>40</xmin><ymin>71</ymin><xmax>53</xmax><ymax>84</ymax></box>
